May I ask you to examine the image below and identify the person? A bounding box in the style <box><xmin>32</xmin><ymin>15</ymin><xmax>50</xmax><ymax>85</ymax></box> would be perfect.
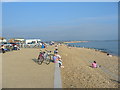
<box><xmin>54</xmin><ymin>52</ymin><xmax>64</xmax><ymax>68</ymax></box>
<box><xmin>44</xmin><ymin>44</ymin><xmax>46</xmax><ymax>48</ymax></box>
<box><xmin>41</xmin><ymin>42</ymin><xmax>45</xmax><ymax>48</ymax></box>
<box><xmin>13</xmin><ymin>44</ymin><xmax>17</xmax><ymax>50</ymax></box>
<box><xmin>54</xmin><ymin>49</ymin><xmax>58</xmax><ymax>54</ymax></box>
<box><xmin>1</xmin><ymin>45</ymin><xmax>5</xmax><ymax>53</ymax></box>
<box><xmin>53</xmin><ymin>54</ymin><xmax>57</xmax><ymax>63</ymax></box>
<box><xmin>92</xmin><ymin>61</ymin><xmax>97</xmax><ymax>68</ymax></box>
<box><xmin>55</xmin><ymin>45</ymin><xmax>58</xmax><ymax>49</ymax></box>
<box><xmin>107</xmin><ymin>53</ymin><xmax>112</xmax><ymax>57</ymax></box>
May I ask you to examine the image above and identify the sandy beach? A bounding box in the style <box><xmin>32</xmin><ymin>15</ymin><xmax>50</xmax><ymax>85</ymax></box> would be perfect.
<box><xmin>2</xmin><ymin>45</ymin><xmax>119</xmax><ymax>88</ymax></box>
<box><xmin>59</xmin><ymin>45</ymin><xmax>118</xmax><ymax>88</ymax></box>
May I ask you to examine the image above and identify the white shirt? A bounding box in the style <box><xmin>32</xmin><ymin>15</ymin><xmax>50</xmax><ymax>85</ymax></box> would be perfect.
<box><xmin>56</xmin><ymin>54</ymin><xmax>61</xmax><ymax>59</ymax></box>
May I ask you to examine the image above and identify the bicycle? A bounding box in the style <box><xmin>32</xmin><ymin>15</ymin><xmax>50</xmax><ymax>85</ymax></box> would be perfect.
<box><xmin>44</xmin><ymin>51</ymin><xmax>53</xmax><ymax>65</ymax></box>
<box><xmin>38</xmin><ymin>52</ymin><xmax>44</xmax><ymax>65</ymax></box>
<box><xmin>37</xmin><ymin>50</ymin><xmax>52</xmax><ymax>65</ymax></box>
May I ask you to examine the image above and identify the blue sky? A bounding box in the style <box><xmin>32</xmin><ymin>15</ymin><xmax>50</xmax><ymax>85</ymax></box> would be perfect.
<box><xmin>2</xmin><ymin>2</ymin><xmax>118</xmax><ymax>41</ymax></box>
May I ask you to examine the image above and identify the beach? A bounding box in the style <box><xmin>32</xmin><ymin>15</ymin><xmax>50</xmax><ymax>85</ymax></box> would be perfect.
<box><xmin>2</xmin><ymin>45</ymin><xmax>119</xmax><ymax>88</ymax></box>
<box><xmin>59</xmin><ymin>45</ymin><xmax>118</xmax><ymax>88</ymax></box>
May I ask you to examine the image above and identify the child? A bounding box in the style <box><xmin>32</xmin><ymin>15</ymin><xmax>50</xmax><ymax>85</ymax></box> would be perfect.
<box><xmin>92</xmin><ymin>61</ymin><xmax>97</xmax><ymax>68</ymax></box>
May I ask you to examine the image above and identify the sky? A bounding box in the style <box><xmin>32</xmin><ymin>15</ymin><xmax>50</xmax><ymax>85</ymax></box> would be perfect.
<box><xmin>2</xmin><ymin>2</ymin><xmax>118</xmax><ymax>41</ymax></box>
<box><xmin>1</xmin><ymin>0</ymin><xmax>119</xmax><ymax>2</ymax></box>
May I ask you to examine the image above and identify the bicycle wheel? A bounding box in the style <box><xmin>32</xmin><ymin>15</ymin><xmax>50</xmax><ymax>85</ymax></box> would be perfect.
<box><xmin>38</xmin><ymin>57</ymin><xmax>44</xmax><ymax>65</ymax></box>
<box><xmin>45</xmin><ymin>56</ymin><xmax>51</xmax><ymax>65</ymax></box>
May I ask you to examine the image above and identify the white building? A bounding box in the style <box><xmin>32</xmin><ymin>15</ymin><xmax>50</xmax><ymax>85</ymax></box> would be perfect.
<box><xmin>0</xmin><ymin>39</ymin><xmax>7</xmax><ymax>43</ymax></box>
<box><xmin>25</xmin><ymin>39</ymin><xmax>41</xmax><ymax>44</ymax></box>
<box><xmin>15</xmin><ymin>38</ymin><xmax>25</xmax><ymax>42</ymax></box>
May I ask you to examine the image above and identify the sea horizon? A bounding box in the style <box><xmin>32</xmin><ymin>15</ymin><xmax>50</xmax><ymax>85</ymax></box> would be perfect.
<box><xmin>67</xmin><ymin>40</ymin><xmax>118</xmax><ymax>56</ymax></box>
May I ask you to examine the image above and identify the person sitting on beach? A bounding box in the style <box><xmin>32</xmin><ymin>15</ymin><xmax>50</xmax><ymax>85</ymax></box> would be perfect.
<box><xmin>13</xmin><ymin>44</ymin><xmax>18</xmax><ymax>50</ymax></box>
<box><xmin>53</xmin><ymin>54</ymin><xmax>57</xmax><ymax>63</ymax></box>
<box><xmin>54</xmin><ymin>52</ymin><xmax>64</xmax><ymax>68</ymax></box>
<box><xmin>55</xmin><ymin>45</ymin><xmax>58</xmax><ymax>49</ymax></box>
<box><xmin>54</xmin><ymin>49</ymin><xmax>58</xmax><ymax>54</ymax></box>
<box><xmin>92</xmin><ymin>61</ymin><xmax>97</xmax><ymax>68</ymax></box>
<box><xmin>107</xmin><ymin>53</ymin><xmax>112</xmax><ymax>57</ymax></box>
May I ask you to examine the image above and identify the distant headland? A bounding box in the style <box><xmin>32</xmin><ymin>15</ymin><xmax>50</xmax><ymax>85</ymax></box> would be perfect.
<box><xmin>64</xmin><ymin>41</ymin><xmax>89</xmax><ymax>43</ymax></box>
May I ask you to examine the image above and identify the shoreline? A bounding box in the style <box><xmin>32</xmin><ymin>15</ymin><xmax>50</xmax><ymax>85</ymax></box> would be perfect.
<box><xmin>59</xmin><ymin>45</ymin><xmax>118</xmax><ymax>88</ymax></box>
<box><xmin>77</xmin><ymin>47</ymin><xmax>118</xmax><ymax>57</ymax></box>
<box><xmin>65</xmin><ymin>43</ymin><xmax>118</xmax><ymax>57</ymax></box>
<box><xmin>2</xmin><ymin>45</ymin><xmax>119</xmax><ymax>88</ymax></box>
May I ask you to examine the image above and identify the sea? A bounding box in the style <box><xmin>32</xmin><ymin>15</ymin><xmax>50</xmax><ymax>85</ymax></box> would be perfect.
<box><xmin>67</xmin><ymin>40</ymin><xmax>119</xmax><ymax>56</ymax></box>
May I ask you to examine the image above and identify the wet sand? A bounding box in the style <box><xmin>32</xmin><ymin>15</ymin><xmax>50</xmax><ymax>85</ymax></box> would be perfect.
<box><xmin>59</xmin><ymin>45</ymin><xmax>118</xmax><ymax>88</ymax></box>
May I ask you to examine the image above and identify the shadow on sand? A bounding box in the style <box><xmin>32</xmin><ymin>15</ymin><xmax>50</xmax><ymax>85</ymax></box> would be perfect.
<box><xmin>32</xmin><ymin>58</ymin><xmax>54</xmax><ymax>65</ymax></box>
<box><xmin>32</xmin><ymin>58</ymin><xmax>38</xmax><ymax>63</ymax></box>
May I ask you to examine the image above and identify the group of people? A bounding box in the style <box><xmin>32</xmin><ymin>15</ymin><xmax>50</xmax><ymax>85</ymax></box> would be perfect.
<box><xmin>0</xmin><ymin>44</ymin><xmax>20</xmax><ymax>53</ymax></box>
<box><xmin>53</xmin><ymin>47</ymin><xmax>64</xmax><ymax>68</ymax></box>
<box><xmin>39</xmin><ymin>43</ymin><xmax>103</xmax><ymax>69</ymax></box>
<box><xmin>39</xmin><ymin>44</ymin><xmax>64</xmax><ymax>68</ymax></box>
<box><xmin>53</xmin><ymin>44</ymin><xmax>99</xmax><ymax>68</ymax></box>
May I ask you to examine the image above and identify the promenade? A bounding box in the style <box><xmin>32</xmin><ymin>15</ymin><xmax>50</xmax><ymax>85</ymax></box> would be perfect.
<box><xmin>2</xmin><ymin>48</ymin><xmax>55</xmax><ymax>88</ymax></box>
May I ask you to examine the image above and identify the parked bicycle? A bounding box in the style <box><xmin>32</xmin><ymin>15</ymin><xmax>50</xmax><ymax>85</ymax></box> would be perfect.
<box><xmin>37</xmin><ymin>50</ymin><xmax>53</xmax><ymax>65</ymax></box>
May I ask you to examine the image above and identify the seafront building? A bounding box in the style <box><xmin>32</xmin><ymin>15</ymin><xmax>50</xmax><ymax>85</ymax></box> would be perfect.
<box><xmin>0</xmin><ymin>37</ymin><xmax>7</xmax><ymax>43</ymax></box>
<box><xmin>25</xmin><ymin>39</ymin><xmax>41</xmax><ymax>44</ymax></box>
<box><xmin>8</xmin><ymin>38</ymin><xmax>25</xmax><ymax>43</ymax></box>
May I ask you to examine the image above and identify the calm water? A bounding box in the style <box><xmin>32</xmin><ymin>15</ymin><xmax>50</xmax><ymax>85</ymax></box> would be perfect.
<box><xmin>67</xmin><ymin>41</ymin><xmax>119</xmax><ymax>56</ymax></box>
